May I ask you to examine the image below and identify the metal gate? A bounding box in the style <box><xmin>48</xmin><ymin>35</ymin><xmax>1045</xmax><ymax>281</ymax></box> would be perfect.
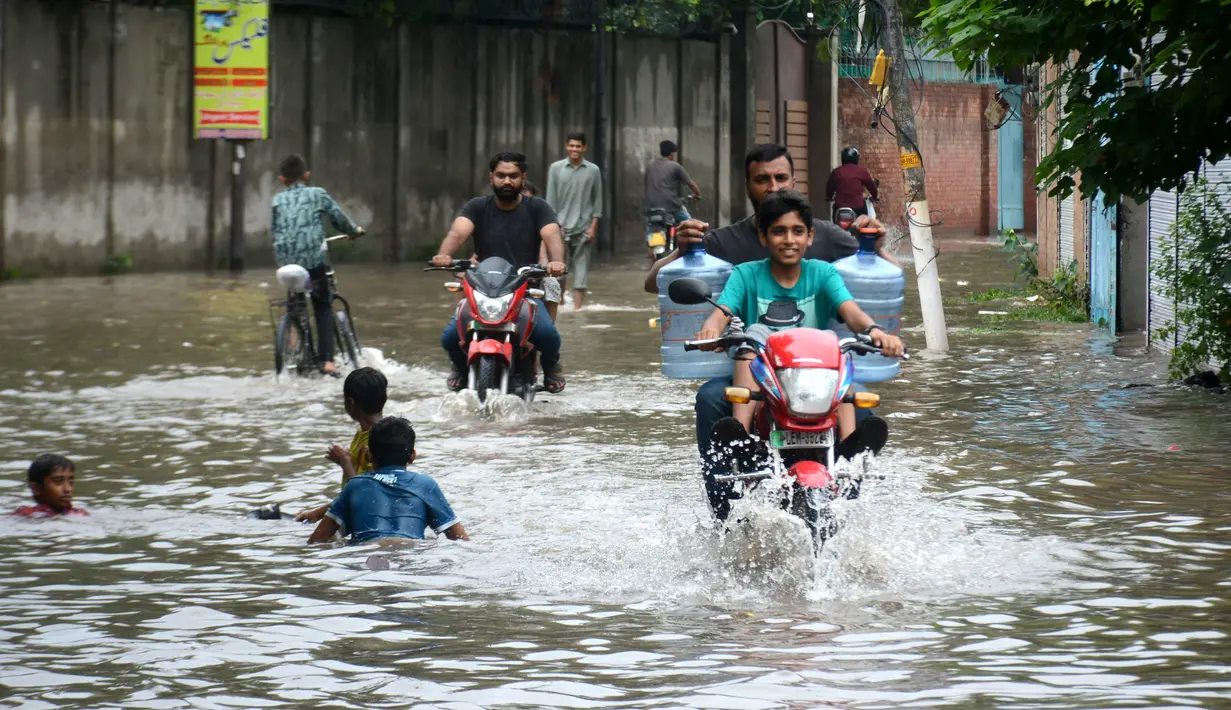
<box><xmin>1147</xmin><ymin>189</ymin><xmax>1178</xmax><ymax>350</ymax></box>
<box><xmin>997</xmin><ymin>86</ymin><xmax>1025</xmax><ymax>231</ymax></box>
<box><xmin>1089</xmin><ymin>190</ymin><xmax>1118</xmax><ymax>329</ymax></box>
<box><xmin>1058</xmin><ymin>193</ymin><xmax>1075</xmax><ymax>268</ymax></box>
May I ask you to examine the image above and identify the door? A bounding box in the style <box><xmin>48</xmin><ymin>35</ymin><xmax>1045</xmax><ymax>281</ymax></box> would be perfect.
<box><xmin>997</xmin><ymin>86</ymin><xmax>1024</xmax><ymax>231</ymax></box>
<box><xmin>1089</xmin><ymin>189</ymin><xmax>1118</xmax><ymax>329</ymax></box>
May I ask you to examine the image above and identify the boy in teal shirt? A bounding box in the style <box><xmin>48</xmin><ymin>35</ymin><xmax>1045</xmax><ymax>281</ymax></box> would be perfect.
<box><xmin>696</xmin><ymin>189</ymin><xmax>904</xmax><ymax>437</ymax></box>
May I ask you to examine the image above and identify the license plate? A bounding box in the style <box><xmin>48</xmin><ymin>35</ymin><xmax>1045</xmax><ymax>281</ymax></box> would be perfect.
<box><xmin>770</xmin><ymin>429</ymin><xmax>834</xmax><ymax>449</ymax></box>
<box><xmin>648</xmin><ymin>232</ymin><xmax>667</xmax><ymax>247</ymax></box>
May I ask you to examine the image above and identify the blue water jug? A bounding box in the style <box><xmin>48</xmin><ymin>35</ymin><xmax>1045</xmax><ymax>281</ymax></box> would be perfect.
<box><xmin>829</xmin><ymin>232</ymin><xmax>906</xmax><ymax>382</ymax></box>
<box><xmin>657</xmin><ymin>247</ymin><xmax>734</xmax><ymax>379</ymax></box>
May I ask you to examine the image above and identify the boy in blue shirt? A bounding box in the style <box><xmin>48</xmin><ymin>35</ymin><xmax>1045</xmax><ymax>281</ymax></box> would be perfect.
<box><xmin>308</xmin><ymin>416</ymin><xmax>469</xmax><ymax>544</ymax></box>
<box><xmin>696</xmin><ymin>189</ymin><xmax>905</xmax><ymax>438</ymax></box>
<box><xmin>271</xmin><ymin>153</ymin><xmax>365</xmax><ymax>376</ymax></box>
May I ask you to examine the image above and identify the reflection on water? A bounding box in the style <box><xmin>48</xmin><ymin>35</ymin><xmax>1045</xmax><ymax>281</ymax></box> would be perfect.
<box><xmin>2</xmin><ymin>245</ymin><xmax>1230</xmax><ymax>708</ymax></box>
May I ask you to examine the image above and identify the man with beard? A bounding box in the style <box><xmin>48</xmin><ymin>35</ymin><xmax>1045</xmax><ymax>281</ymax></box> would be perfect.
<box><xmin>431</xmin><ymin>152</ymin><xmax>568</xmax><ymax>393</ymax></box>
<box><xmin>643</xmin><ymin>143</ymin><xmax>896</xmax><ymax>509</ymax></box>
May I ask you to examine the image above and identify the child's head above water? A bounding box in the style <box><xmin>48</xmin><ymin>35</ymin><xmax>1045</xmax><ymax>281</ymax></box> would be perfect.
<box><xmin>27</xmin><ymin>454</ymin><xmax>76</xmax><ymax>512</ymax></box>
<box><xmin>756</xmin><ymin>189</ymin><xmax>815</xmax><ymax>265</ymax></box>
<box><xmin>279</xmin><ymin>153</ymin><xmax>309</xmax><ymax>186</ymax></box>
<box><xmin>368</xmin><ymin>417</ymin><xmax>417</xmax><ymax>469</ymax></box>
<box><xmin>343</xmin><ymin>367</ymin><xmax>388</xmax><ymax>422</ymax></box>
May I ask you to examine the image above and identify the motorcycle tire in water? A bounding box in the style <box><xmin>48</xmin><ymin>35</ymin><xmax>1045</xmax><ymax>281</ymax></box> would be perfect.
<box><xmin>474</xmin><ymin>354</ymin><xmax>503</xmax><ymax>404</ymax></box>
<box><xmin>790</xmin><ymin>486</ymin><xmax>839</xmax><ymax>547</ymax></box>
<box><xmin>334</xmin><ymin>309</ymin><xmax>361</xmax><ymax>368</ymax></box>
<box><xmin>275</xmin><ymin>312</ymin><xmax>315</xmax><ymax>377</ymax></box>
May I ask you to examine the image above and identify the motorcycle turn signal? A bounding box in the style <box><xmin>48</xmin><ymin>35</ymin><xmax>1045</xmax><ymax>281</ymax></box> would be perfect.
<box><xmin>724</xmin><ymin>387</ymin><xmax>766</xmax><ymax>404</ymax></box>
<box><xmin>843</xmin><ymin>391</ymin><xmax>881</xmax><ymax>408</ymax></box>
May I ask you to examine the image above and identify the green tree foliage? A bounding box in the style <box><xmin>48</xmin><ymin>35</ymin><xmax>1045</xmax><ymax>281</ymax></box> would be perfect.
<box><xmin>918</xmin><ymin>0</ymin><xmax>1231</xmax><ymax>205</ymax></box>
<box><xmin>1152</xmin><ymin>179</ymin><xmax>1231</xmax><ymax>380</ymax></box>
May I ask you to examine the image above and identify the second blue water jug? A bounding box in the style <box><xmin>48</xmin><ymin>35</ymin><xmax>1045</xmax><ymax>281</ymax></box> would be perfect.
<box><xmin>657</xmin><ymin>247</ymin><xmax>734</xmax><ymax>379</ymax></box>
<box><xmin>829</xmin><ymin>233</ymin><xmax>906</xmax><ymax>382</ymax></box>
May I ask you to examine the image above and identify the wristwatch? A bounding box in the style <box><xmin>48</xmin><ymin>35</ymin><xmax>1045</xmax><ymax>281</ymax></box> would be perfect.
<box><xmin>862</xmin><ymin>325</ymin><xmax>884</xmax><ymax>337</ymax></box>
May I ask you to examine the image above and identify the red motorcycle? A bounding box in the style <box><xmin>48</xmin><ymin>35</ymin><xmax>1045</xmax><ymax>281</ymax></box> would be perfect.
<box><xmin>670</xmin><ymin>277</ymin><xmax>902</xmax><ymax>543</ymax></box>
<box><xmin>427</xmin><ymin>257</ymin><xmax>550</xmax><ymax>405</ymax></box>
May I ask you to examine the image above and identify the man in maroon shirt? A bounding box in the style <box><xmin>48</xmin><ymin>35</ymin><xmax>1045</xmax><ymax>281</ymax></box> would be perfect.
<box><xmin>826</xmin><ymin>146</ymin><xmax>879</xmax><ymax>218</ymax></box>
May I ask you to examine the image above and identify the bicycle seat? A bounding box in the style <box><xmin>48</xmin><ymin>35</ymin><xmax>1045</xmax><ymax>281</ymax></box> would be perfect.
<box><xmin>276</xmin><ymin>265</ymin><xmax>311</xmax><ymax>293</ymax></box>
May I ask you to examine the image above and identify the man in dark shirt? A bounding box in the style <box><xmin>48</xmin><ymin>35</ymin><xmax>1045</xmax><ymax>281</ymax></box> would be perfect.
<box><xmin>644</xmin><ymin>140</ymin><xmax>703</xmax><ymax>257</ymax></box>
<box><xmin>825</xmin><ymin>146</ymin><xmax>879</xmax><ymax>218</ymax></box>
<box><xmin>643</xmin><ymin>143</ymin><xmax>894</xmax><ymax>488</ymax></box>
<box><xmin>431</xmin><ymin>152</ymin><xmax>568</xmax><ymax>392</ymax></box>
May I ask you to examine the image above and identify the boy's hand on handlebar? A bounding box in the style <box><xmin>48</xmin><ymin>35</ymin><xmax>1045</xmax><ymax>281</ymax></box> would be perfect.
<box><xmin>870</xmin><ymin>330</ymin><xmax>905</xmax><ymax>357</ymax></box>
<box><xmin>430</xmin><ymin>254</ymin><xmax>455</xmax><ymax>268</ymax></box>
<box><xmin>696</xmin><ymin>327</ymin><xmax>724</xmax><ymax>351</ymax></box>
<box><xmin>546</xmin><ymin>261</ymin><xmax>566</xmax><ymax>276</ymax></box>
<box><xmin>674</xmin><ymin>219</ymin><xmax>710</xmax><ymax>249</ymax></box>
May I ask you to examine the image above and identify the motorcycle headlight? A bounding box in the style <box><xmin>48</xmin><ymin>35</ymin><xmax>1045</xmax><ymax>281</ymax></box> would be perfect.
<box><xmin>777</xmin><ymin>368</ymin><xmax>840</xmax><ymax>418</ymax></box>
<box><xmin>474</xmin><ymin>293</ymin><xmax>515</xmax><ymax>322</ymax></box>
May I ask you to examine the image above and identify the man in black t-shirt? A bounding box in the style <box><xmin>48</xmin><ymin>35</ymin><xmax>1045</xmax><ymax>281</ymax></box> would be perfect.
<box><xmin>432</xmin><ymin>152</ymin><xmax>568</xmax><ymax>393</ymax></box>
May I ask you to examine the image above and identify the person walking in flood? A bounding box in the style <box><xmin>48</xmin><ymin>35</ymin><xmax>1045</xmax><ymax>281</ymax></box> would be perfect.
<box><xmin>546</xmin><ymin>133</ymin><xmax>603</xmax><ymax>311</ymax></box>
<box><xmin>12</xmin><ymin>454</ymin><xmax>88</xmax><ymax>518</ymax></box>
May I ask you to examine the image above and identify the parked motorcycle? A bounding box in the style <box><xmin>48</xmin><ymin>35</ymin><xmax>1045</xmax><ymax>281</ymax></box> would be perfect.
<box><xmin>426</xmin><ymin>257</ymin><xmax>552</xmax><ymax>405</ymax></box>
<box><xmin>670</xmin><ymin>277</ymin><xmax>904</xmax><ymax>544</ymax></box>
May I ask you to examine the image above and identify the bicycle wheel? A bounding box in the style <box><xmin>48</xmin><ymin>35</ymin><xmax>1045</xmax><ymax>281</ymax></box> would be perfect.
<box><xmin>275</xmin><ymin>312</ymin><xmax>314</xmax><ymax>377</ymax></box>
<box><xmin>334</xmin><ymin>307</ymin><xmax>362</xmax><ymax>369</ymax></box>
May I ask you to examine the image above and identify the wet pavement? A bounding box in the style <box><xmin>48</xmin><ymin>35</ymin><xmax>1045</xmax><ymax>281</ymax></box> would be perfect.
<box><xmin>1</xmin><ymin>241</ymin><xmax>1229</xmax><ymax>708</ymax></box>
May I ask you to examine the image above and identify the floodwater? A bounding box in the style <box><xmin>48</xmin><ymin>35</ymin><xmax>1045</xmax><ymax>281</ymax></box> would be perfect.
<box><xmin>1</xmin><ymin>242</ymin><xmax>1229</xmax><ymax>709</ymax></box>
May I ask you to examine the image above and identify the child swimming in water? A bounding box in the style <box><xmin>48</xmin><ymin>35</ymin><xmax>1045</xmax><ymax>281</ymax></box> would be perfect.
<box><xmin>12</xmin><ymin>454</ymin><xmax>88</xmax><ymax>518</ymax></box>
<box><xmin>295</xmin><ymin>367</ymin><xmax>387</xmax><ymax>523</ymax></box>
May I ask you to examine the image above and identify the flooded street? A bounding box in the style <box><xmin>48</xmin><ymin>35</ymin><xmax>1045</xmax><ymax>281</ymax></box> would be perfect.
<box><xmin>2</xmin><ymin>242</ymin><xmax>1229</xmax><ymax>709</ymax></box>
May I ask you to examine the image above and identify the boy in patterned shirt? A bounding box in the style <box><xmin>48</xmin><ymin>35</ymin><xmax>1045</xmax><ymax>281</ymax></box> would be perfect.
<box><xmin>295</xmin><ymin>367</ymin><xmax>387</xmax><ymax>523</ymax></box>
<box><xmin>12</xmin><ymin>454</ymin><xmax>88</xmax><ymax>518</ymax></box>
<box><xmin>271</xmin><ymin>153</ymin><xmax>365</xmax><ymax>375</ymax></box>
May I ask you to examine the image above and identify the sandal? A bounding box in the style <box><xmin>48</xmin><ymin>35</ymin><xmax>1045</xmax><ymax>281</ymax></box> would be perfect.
<box><xmin>446</xmin><ymin>366</ymin><xmax>466</xmax><ymax>392</ymax></box>
<box><xmin>543</xmin><ymin>365</ymin><xmax>566</xmax><ymax>394</ymax></box>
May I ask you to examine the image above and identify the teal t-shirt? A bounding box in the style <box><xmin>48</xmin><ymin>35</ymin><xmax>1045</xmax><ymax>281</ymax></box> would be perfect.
<box><xmin>717</xmin><ymin>259</ymin><xmax>854</xmax><ymax>330</ymax></box>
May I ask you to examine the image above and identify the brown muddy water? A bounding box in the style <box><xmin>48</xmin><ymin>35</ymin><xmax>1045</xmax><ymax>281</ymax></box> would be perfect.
<box><xmin>1</xmin><ymin>241</ymin><xmax>1228</xmax><ymax>709</ymax></box>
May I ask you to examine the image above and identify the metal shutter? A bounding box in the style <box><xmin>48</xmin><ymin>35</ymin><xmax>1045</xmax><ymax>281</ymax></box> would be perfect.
<box><xmin>1059</xmin><ymin>194</ymin><xmax>1075</xmax><ymax>267</ymax></box>
<box><xmin>1148</xmin><ymin>189</ymin><xmax>1178</xmax><ymax>351</ymax></box>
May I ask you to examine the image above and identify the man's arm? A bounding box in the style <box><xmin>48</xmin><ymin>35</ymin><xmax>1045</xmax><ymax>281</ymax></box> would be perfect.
<box><xmin>826</xmin><ymin>170</ymin><xmax>838</xmax><ymax>201</ymax></box>
<box><xmin>545</xmin><ymin>163</ymin><xmax>559</xmax><ymax>208</ymax></box>
<box><xmin>540</xmin><ymin>222</ymin><xmax>566</xmax><ymax>265</ymax></box>
<box><xmin>443</xmin><ymin>522</ymin><xmax>470</xmax><ymax>541</ymax></box>
<box><xmin>686</xmin><ymin>179</ymin><xmax>702</xmax><ymax>199</ymax></box>
<box><xmin>862</xmin><ymin>168</ymin><xmax>879</xmax><ymax>200</ymax></box>
<box><xmin>586</xmin><ymin>168</ymin><xmax>603</xmax><ymax>240</ymax></box>
<box><xmin>320</xmin><ymin>191</ymin><xmax>362</xmax><ymax>236</ymax></box>
<box><xmin>643</xmin><ymin>218</ymin><xmax>710</xmax><ymax>293</ymax></box>
<box><xmin>307</xmin><ymin>516</ymin><xmax>340</xmax><ymax>544</ymax></box>
<box><xmin>431</xmin><ymin>216</ymin><xmax>476</xmax><ymax>266</ymax></box>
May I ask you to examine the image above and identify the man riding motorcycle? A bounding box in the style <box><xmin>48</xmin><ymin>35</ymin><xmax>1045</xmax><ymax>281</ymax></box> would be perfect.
<box><xmin>431</xmin><ymin>151</ymin><xmax>568</xmax><ymax>393</ymax></box>
<box><xmin>644</xmin><ymin>143</ymin><xmax>898</xmax><ymax>497</ymax></box>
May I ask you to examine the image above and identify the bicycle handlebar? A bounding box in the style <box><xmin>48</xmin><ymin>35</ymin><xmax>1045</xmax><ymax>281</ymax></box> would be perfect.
<box><xmin>684</xmin><ymin>330</ymin><xmax>908</xmax><ymax>359</ymax></box>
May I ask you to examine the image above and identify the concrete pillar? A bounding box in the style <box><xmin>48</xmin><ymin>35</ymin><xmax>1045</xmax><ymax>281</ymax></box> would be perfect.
<box><xmin>727</xmin><ymin>6</ymin><xmax>757</xmax><ymax>221</ymax></box>
<box><xmin>806</xmin><ymin>31</ymin><xmax>838</xmax><ymax>221</ymax></box>
<box><xmin>1118</xmin><ymin>196</ymin><xmax>1148</xmax><ymax>332</ymax></box>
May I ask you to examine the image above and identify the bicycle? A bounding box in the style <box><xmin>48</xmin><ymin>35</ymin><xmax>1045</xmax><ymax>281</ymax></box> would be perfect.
<box><xmin>270</xmin><ymin>235</ymin><xmax>363</xmax><ymax>377</ymax></box>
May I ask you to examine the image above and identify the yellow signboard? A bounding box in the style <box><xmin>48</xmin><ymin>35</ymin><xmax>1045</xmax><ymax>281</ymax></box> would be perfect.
<box><xmin>899</xmin><ymin>152</ymin><xmax>922</xmax><ymax>170</ymax></box>
<box><xmin>194</xmin><ymin>0</ymin><xmax>270</xmax><ymax>140</ymax></box>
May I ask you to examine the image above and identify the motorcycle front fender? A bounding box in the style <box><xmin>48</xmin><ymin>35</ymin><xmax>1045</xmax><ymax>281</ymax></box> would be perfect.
<box><xmin>468</xmin><ymin>337</ymin><xmax>513</xmax><ymax>365</ymax></box>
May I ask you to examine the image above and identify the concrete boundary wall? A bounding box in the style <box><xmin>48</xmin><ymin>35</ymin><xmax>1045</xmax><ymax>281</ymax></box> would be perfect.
<box><xmin>0</xmin><ymin>2</ymin><xmax>729</xmax><ymax>275</ymax></box>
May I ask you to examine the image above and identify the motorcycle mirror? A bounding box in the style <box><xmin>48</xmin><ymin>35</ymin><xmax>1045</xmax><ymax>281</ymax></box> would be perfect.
<box><xmin>667</xmin><ymin>277</ymin><xmax>713</xmax><ymax>305</ymax></box>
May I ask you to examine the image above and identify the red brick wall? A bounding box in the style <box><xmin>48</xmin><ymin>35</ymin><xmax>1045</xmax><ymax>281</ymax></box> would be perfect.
<box><xmin>837</xmin><ymin>81</ymin><xmax>1036</xmax><ymax>236</ymax></box>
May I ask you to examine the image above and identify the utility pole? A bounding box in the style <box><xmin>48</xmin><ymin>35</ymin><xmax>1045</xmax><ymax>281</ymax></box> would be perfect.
<box><xmin>882</xmin><ymin>0</ymin><xmax>949</xmax><ymax>352</ymax></box>
<box><xmin>229</xmin><ymin>141</ymin><xmax>247</xmax><ymax>273</ymax></box>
